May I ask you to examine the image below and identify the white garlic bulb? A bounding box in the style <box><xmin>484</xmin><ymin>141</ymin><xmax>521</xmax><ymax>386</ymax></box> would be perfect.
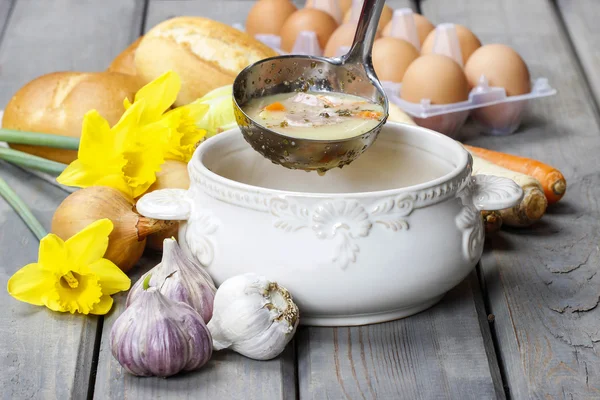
<box><xmin>207</xmin><ymin>273</ymin><xmax>299</xmax><ymax>361</ymax></box>
<box><xmin>127</xmin><ymin>238</ymin><xmax>216</xmax><ymax>323</ymax></box>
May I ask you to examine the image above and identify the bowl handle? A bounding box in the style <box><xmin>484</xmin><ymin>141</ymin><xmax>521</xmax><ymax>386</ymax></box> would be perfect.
<box><xmin>136</xmin><ymin>189</ymin><xmax>191</xmax><ymax>220</ymax></box>
<box><xmin>470</xmin><ymin>175</ymin><xmax>524</xmax><ymax>211</ymax></box>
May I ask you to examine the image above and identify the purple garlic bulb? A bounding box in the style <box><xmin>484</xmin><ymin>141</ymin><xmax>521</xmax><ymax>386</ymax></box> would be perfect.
<box><xmin>111</xmin><ymin>283</ymin><xmax>212</xmax><ymax>377</ymax></box>
<box><xmin>126</xmin><ymin>238</ymin><xmax>216</xmax><ymax>323</ymax></box>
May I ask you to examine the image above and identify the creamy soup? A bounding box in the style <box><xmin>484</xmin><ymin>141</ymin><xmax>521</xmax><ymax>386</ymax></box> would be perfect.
<box><xmin>244</xmin><ymin>91</ymin><xmax>385</xmax><ymax>140</ymax></box>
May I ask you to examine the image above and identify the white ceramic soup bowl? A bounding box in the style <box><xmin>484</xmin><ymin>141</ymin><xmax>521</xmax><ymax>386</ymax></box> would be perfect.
<box><xmin>137</xmin><ymin>122</ymin><xmax>523</xmax><ymax>326</ymax></box>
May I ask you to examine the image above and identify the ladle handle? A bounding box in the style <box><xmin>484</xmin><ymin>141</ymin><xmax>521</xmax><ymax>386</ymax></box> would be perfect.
<box><xmin>343</xmin><ymin>0</ymin><xmax>386</xmax><ymax>66</ymax></box>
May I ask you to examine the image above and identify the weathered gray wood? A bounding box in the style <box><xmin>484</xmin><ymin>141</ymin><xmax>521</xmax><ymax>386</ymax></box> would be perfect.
<box><xmin>93</xmin><ymin>3</ymin><xmax>298</xmax><ymax>398</ymax></box>
<box><xmin>0</xmin><ymin>1</ymin><xmax>147</xmax><ymax>398</ymax></box>
<box><xmin>0</xmin><ymin>0</ymin><xmax>146</xmax><ymax>107</ymax></box>
<box><xmin>146</xmin><ymin>0</ymin><xmax>271</xmax><ymax>30</ymax></box>
<box><xmin>298</xmin><ymin>277</ymin><xmax>501</xmax><ymax>400</ymax></box>
<box><xmin>421</xmin><ymin>0</ymin><xmax>600</xmax><ymax>398</ymax></box>
<box><xmin>470</xmin><ymin>269</ymin><xmax>507</xmax><ymax>399</ymax></box>
<box><xmin>93</xmin><ymin>254</ymin><xmax>297</xmax><ymax>400</ymax></box>
<box><xmin>557</xmin><ymin>0</ymin><xmax>600</xmax><ymax>111</ymax></box>
<box><xmin>0</xmin><ymin>161</ymin><xmax>96</xmax><ymax>400</ymax></box>
<box><xmin>0</xmin><ymin>0</ymin><xmax>14</xmax><ymax>40</ymax></box>
<box><xmin>146</xmin><ymin>0</ymin><xmax>297</xmax><ymax>30</ymax></box>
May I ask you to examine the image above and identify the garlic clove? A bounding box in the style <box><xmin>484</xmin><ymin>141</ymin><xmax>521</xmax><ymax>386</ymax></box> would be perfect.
<box><xmin>127</xmin><ymin>238</ymin><xmax>216</xmax><ymax>323</ymax></box>
<box><xmin>220</xmin><ymin>316</ymin><xmax>297</xmax><ymax>361</ymax></box>
<box><xmin>207</xmin><ymin>273</ymin><xmax>299</xmax><ymax>361</ymax></box>
<box><xmin>110</xmin><ymin>285</ymin><xmax>212</xmax><ymax>377</ymax></box>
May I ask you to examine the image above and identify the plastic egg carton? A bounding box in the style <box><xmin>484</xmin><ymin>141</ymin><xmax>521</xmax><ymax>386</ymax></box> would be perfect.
<box><xmin>383</xmin><ymin>76</ymin><xmax>556</xmax><ymax>137</ymax></box>
<box><xmin>235</xmin><ymin>6</ymin><xmax>557</xmax><ymax>138</ymax></box>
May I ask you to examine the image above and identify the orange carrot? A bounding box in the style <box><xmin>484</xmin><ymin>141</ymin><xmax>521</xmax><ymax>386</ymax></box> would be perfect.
<box><xmin>464</xmin><ymin>145</ymin><xmax>566</xmax><ymax>204</ymax></box>
<box><xmin>356</xmin><ymin>110</ymin><xmax>383</xmax><ymax>120</ymax></box>
<box><xmin>264</xmin><ymin>102</ymin><xmax>286</xmax><ymax>111</ymax></box>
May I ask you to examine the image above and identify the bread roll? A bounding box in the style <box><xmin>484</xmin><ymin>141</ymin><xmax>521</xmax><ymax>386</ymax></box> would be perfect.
<box><xmin>134</xmin><ymin>17</ymin><xmax>278</xmax><ymax>106</ymax></box>
<box><xmin>3</xmin><ymin>71</ymin><xmax>142</xmax><ymax>164</ymax></box>
<box><xmin>387</xmin><ymin>103</ymin><xmax>416</xmax><ymax>125</ymax></box>
<box><xmin>108</xmin><ymin>36</ymin><xmax>143</xmax><ymax>76</ymax></box>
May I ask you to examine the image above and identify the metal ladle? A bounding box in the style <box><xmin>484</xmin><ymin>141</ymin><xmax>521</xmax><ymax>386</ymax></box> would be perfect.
<box><xmin>232</xmin><ymin>0</ymin><xmax>389</xmax><ymax>173</ymax></box>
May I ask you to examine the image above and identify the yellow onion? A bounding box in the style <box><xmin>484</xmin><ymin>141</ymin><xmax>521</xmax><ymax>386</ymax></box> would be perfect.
<box><xmin>52</xmin><ymin>186</ymin><xmax>175</xmax><ymax>272</ymax></box>
<box><xmin>144</xmin><ymin>160</ymin><xmax>190</xmax><ymax>251</ymax></box>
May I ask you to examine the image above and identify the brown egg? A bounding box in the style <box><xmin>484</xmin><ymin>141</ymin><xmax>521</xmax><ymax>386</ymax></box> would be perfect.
<box><xmin>465</xmin><ymin>44</ymin><xmax>531</xmax><ymax>96</ymax></box>
<box><xmin>304</xmin><ymin>0</ymin><xmax>343</xmax><ymax>23</ymax></box>
<box><xmin>280</xmin><ymin>9</ymin><xmax>339</xmax><ymax>52</ymax></box>
<box><xmin>246</xmin><ymin>0</ymin><xmax>298</xmax><ymax>36</ymax></box>
<box><xmin>324</xmin><ymin>22</ymin><xmax>381</xmax><ymax>57</ymax></box>
<box><xmin>343</xmin><ymin>3</ymin><xmax>393</xmax><ymax>31</ymax></box>
<box><xmin>401</xmin><ymin>54</ymin><xmax>470</xmax><ymax>104</ymax></box>
<box><xmin>372</xmin><ymin>37</ymin><xmax>419</xmax><ymax>83</ymax></box>
<box><xmin>413</xmin><ymin>14</ymin><xmax>435</xmax><ymax>44</ymax></box>
<box><xmin>382</xmin><ymin>13</ymin><xmax>435</xmax><ymax>45</ymax></box>
<box><xmin>421</xmin><ymin>24</ymin><xmax>481</xmax><ymax>63</ymax></box>
<box><xmin>305</xmin><ymin>0</ymin><xmax>351</xmax><ymax>13</ymax></box>
<box><xmin>338</xmin><ymin>0</ymin><xmax>352</xmax><ymax>14</ymax></box>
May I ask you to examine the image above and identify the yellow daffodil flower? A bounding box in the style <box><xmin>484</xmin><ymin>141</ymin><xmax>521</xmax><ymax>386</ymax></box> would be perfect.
<box><xmin>7</xmin><ymin>219</ymin><xmax>130</xmax><ymax>315</ymax></box>
<box><xmin>124</xmin><ymin>70</ymin><xmax>209</xmax><ymax>162</ymax></box>
<box><xmin>157</xmin><ymin>102</ymin><xmax>209</xmax><ymax>161</ymax></box>
<box><xmin>57</xmin><ymin>71</ymin><xmax>226</xmax><ymax>199</ymax></box>
<box><xmin>123</xmin><ymin>69</ymin><xmax>180</xmax><ymax>126</ymax></box>
<box><xmin>57</xmin><ymin>99</ymin><xmax>166</xmax><ymax>198</ymax></box>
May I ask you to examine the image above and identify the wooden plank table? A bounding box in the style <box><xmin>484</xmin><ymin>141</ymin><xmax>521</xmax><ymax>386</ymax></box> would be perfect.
<box><xmin>0</xmin><ymin>0</ymin><xmax>598</xmax><ymax>399</ymax></box>
<box><xmin>420</xmin><ymin>1</ymin><xmax>600</xmax><ymax>398</ymax></box>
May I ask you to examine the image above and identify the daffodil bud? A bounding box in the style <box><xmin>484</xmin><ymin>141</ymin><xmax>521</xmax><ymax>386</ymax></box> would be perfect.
<box><xmin>110</xmin><ymin>281</ymin><xmax>212</xmax><ymax>377</ymax></box>
<box><xmin>207</xmin><ymin>273</ymin><xmax>299</xmax><ymax>361</ymax></box>
<box><xmin>126</xmin><ymin>238</ymin><xmax>216</xmax><ymax>323</ymax></box>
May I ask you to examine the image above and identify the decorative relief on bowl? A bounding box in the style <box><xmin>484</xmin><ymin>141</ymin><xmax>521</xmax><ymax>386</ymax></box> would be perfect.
<box><xmin>456</xmin><ymin>177</ymin><xmax>484</xmax><ymax>263</ymax></box>
<box><xmin>370</xmin><ymin>195</ymin><xmax>414</xmax><ymax>231</ymax></box>
<box><xmin>470</xmin><ymin>175</ymin><xmax>524</xmax><ymax>210</ymax></box>
<box><xmin>456</xmin><ymin>198</ymin><xmax>484</xmax><ymax>264</ymax></box>
<box><xmin>410</xmin><ymin>168</ymin><xmax>471</xmax><ymax>208</ymax></box>
<box><xmin>454</xmin><ymin>175</ymin><xmax>524</xmax><ymax>262</ymax></box>
<box><xmin>270</xmin><ymin>197</ymin><xmax>310</xmax><ymax>232</ymax></box>
<box><xmin>135</xmin><ymin>188</ymin><xmax>221</xmax><ymax>267</ymax></box>
<box><xmin>188</xmin><ymin>162</ymin><xmax>472</xmax><ymax>214</ymax></box>
<box><xmin>270</xmin><ymin>195</ymin><xmax>415</xmax><ymax>269</ymax></box>
<box><xmin>312</xmin><ymin>201</ymin><xmax>373</xmax><ymax>239</ymax></box>
<box><xmin>313</xmin><ymin>200</ymin><xmax>372</xmax><ymax>269</ymax></box>
<box><xmin>194</xmin><ymin>173</ymin><xmax>271</xmax><ymax>212</ymax></box>
<box><xmin>184</xmin><ymin>212</ymin><xmax>219</xmax><ymax>267</ymax></box>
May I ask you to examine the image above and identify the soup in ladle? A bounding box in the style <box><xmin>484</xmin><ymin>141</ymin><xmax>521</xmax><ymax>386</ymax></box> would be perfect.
<box><xmin>244</xmin><ymin>91</ymin><xmax>385</xmax><ymax>141</ymax></box>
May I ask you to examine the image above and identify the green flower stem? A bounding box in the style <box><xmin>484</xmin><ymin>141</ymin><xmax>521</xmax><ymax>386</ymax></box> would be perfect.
<box><xmin>0</xmin><ymin>176</ymin><xmax>47</xmax><ymax>240</ymax></box>
<box><xmin>0</xmin><ymin>129</ymin><xmax>80</xmax><ymax>150</ymax></box>
<box><xmin>0</xmin><ymin>148</ymin><xmax>67</xmax><ymax>175</ymax></box>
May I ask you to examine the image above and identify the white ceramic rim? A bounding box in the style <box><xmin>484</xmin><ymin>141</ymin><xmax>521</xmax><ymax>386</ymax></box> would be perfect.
<box><xmin>191</xmin><ymin>122</ymin><xmax>471</xmax><ymax>199</ymax></box>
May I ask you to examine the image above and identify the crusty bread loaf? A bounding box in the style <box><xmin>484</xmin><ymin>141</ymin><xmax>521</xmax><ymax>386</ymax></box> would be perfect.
<box><xmin>107</xmin><ymin>36</ymin><xmax>143</xmax><ymax>76</ymax></box>
<box><xmin>3</xmin><ymin>71</ymin><xmax>142</xmax><ymax>164</ymax></box>
<box><xmin>134</xmin><ymin>17</ymin><xmax>278</xmax><ymax>106</ymax></box>
<box><xmin>387</xmin><ymin>103</ymin><xmax>416</xmax><ymax>125</ymax></box>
